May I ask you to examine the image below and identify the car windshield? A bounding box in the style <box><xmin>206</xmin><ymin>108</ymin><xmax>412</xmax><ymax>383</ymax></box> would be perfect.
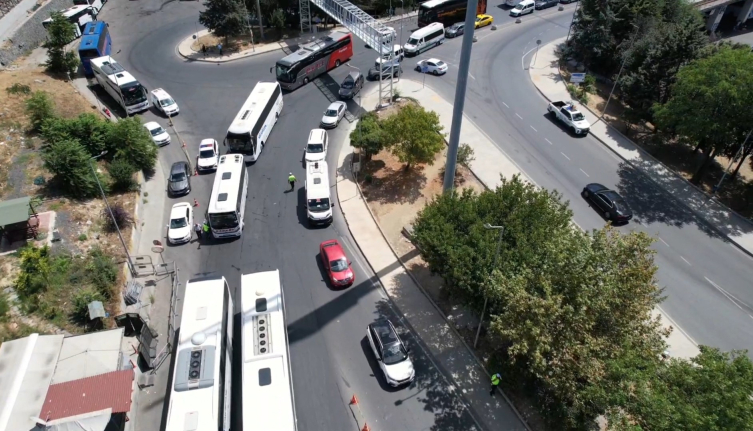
<box><xmin>199</xmin><ymin>149</ymin><xmax>215</xmax><ymax>158</ymax></box>
<box><xmin>170</xmin><ymin>171</ymin><xmax>185</xmax><ymax>181</ymax></box>
<box><xmin>407</xmin><ymin>37</ymin><xmax>419</xmax><ymax>45</ymax></box>
<box><xmin>330</xmin><ymin>258</ymin><xmax>348</xmax><ymax>272</ymax></box>
<box><xmin>383</xmin><ymin>342</ymin><xmax>408</xmax><ymax>365</ymax></box>
<box><xmin>308</xmin><ymin>198</ymin><xmax>331</xmax><ymax>212</ymax></box>
<box><xmin>341</xmin><ymin>80</ymin><xmax>354</xmax><ymax>89</ymax></box>
<box><xmin>325</xmin><ymin>109</ymin><xmax>338</xmax><ymax>117</ymax></box>
<box><xmin>307</xmin><ymin>143</ymin><xmax>324</xmax><ymax>153</ymax></box>
<box><xmin>572</xmin><ymin>112</ymin><xmax>586</xmax><ymax>121</ymax></box>
<box><xmin>209</xmin><ymin>211</ymin><xmax>239</xmax><ymax>229</ymax></box>
<box><xmin>150</xmin><ymin>127</ymin><xmax>165</xmax><ymax>136</ymax></box>
<box><xmin>476</xmin><ymin>17</ymin><xmax>483</xmax><ymax>22</ymax></box>
<box><xmin>170</xmin><ymin>217</ymin><xmax>187</xmax><ymax>229</ymax></box>
<box><xmin>450</xmin><ymin>23</ymin><xmax>462</xmax><ymax>30</ymax></box>
<box><xmin>160</xmin><ymin>98</ymin><xmax>175</xmax><ymax>107</ymax></box>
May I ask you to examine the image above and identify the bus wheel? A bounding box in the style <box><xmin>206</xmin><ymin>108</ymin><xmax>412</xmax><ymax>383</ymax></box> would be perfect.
<box><xmin>303</xmin><ymin>77</ymin><xmax>309</xmax><ymax>85</ymax></box>
<box><xmin>335</xmin><ymin>60</ymin><xmax>341</xmax><ymax>67</ymax></box>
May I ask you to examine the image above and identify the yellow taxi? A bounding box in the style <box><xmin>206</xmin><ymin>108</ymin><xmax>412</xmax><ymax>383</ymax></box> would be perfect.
<box><xmin>475</xmin><ymin>14</ymin><xmax>494</xmax><ymax>29</ymax></box>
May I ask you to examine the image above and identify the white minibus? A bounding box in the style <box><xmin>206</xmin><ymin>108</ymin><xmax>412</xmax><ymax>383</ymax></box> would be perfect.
<box><xmin>403</xmin><ymin>22</ymin><xmax>445</xmax><ymax>56</ymax></box>
<box><xmin>305</xmin><ymin>161</ymin><xmax>333</xmax><ymax>225</ymax></box>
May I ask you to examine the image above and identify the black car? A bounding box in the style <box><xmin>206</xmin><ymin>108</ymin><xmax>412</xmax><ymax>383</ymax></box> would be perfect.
<box><xmin>536</xmin><ymin>0</ymin><xmax>559</xmax><ymax>9</ymax></box>
<box><xmin>582</xmin><ymin>183</ymin><xmax>633</xmax><ymax>222</ymax></box>
<box><xmin>168</xmin><ymin>161</ymin><xmax>191</xmax><ymax>196</ymax></box>
<box><xmin>445</xmin><ymin>22</ymin><xmax>465</xmax><ymax>38</ymax></box>
<box><xmin>367</xmin><ymin>64</ymin><xmax>402</xmax><ymax>80</ymax></box>
<box><xmin>560</xmin><ymin>0</ymin><xmax>578</xmax><ymax>3</ymax></box>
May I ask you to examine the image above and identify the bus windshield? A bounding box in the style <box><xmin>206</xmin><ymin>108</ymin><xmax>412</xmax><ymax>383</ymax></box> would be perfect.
<box><xmin>226</xmin><ymin>132</ymin><xmax>254</xmax><ymax>154</ymax></box>
<box><xmin>418</xmin><ymin>7</ymin><xmax>435</xmax><ymax>23</ymax></box>
<box><xmin>275</xmin><ymin>64</ymin><xmax>295</xmax><ymax>83</ymax></box>
<box><xmin>121</xmin><ymin>82</ymin><xmax>147</xmax><ymax>106</ymax></box>
<box><xmin>79</xmin><ymin>48</ymin><xmax>100</xmax><ymax>59</ymax></box>
<box><xmin>209</xmin><ymin>211</ymin><xmax>239</xmax><ymax>230</ymax></box>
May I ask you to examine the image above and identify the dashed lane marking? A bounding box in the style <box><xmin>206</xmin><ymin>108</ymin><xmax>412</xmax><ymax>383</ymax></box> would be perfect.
<box><xmin>530</xmin><ymin>125</ymin><xmax>537</xmax><ymax>132</ymax></box>
<box><xmin>680</xmin><ymin>256</ymin><xmax>691</xmax><ymax>266</ymax></box>
<box><xmin>579</xmin><ymin>168</ymin><xmax>589</xmax><ymax>177</ymax></box>
<box><xmin>560</xmin><ymin>152</ymin><xmax>570</xmax><ymax>161</ymax></box>
<box><xmin>515</xmin><ymin>113</ymin><xmax>523</xmax><ymax>120</ymax></box>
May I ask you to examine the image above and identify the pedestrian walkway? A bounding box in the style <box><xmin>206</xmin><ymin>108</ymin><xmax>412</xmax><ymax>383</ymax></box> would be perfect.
<box><xmin>529</xmin><ymin>37</ymin><xmax>753</xmax><ymax>258</ymax></box>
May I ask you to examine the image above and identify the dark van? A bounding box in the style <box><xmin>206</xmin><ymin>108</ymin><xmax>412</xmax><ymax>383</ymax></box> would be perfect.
<box><xmin>338</xmin><ymin>71</ymin><xmax>364</xmax><ymax>100</ymax></box>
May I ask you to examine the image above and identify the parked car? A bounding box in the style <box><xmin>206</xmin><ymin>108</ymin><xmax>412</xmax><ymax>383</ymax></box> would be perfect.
<box><xmin>339</xmin><ymin>70</ymin><xmax>364</xmax><ymax>100</ymax></box>
<box><xmin>445</xmin><ymin>22</ymin><xmax>465</xmax><ymax>38</ymax></box>
<box><xmin>150</xmin><ymin>88</ymin><xmax>179</xmax><ymax>116</ymax></box>
<box><xmin>535</xmin><ymin>0</ymin><xmax>559</xmax><ymax>9</ymax></box>
<box><xmin>367</xmin><ymin>63</ymin><xmax>402</xmax><ymax>80</ymax></box>
<box><xmin>168</xmin><ymin>161</ymin><xmax>191</xmax><ymax>196</ymax></box>
<box><xmin>320</xmin><ymin>102</ymin><xmax>347</xmax><ymax>129</ymax></box>
<box><xmin>319</xmin><ymin>239</ymin><xmax>355</xmax><ymax>287</ymax></box>
<box><xmin>475</xmin><ymin>14</ymin><xmax>494</xmax><ymax>28</ymax></box>
<box><xmin>144</xmin><ymin>121</ymin><xmax>170</xmax><ymax>146</ymax></box>
<box><xmin>375</xmin><ymin>44</ymin><xmax>405</xmax><ymax>67</ymax></box>
<box><xmin>366</xmin><ymin>320</ymin><xmax>415</xmax><ymax>387</ymax></box>
<box><xmin>167</xmin><ymin>202</ymin><xmax>193</xmax><ymax>244</ymax></box>
<box><xmin>197</xmin><ymin>139</ymin><xmax>220</xmax><ymax>172</ymax></box>
<box><xmin>415</xmin><ymin>58</ymin><xmax>448</xmax><ymax>75</ymax></box>
<box><xmin>560</xmin><ymin>0</ymin><xmax>579</xmax><ymax>4</ymax></box>
<box><xmin>510</xmin><ymin>0</ymin><xmax>535</xmax><ymax>16</ymax></box>
<box><xmin>581</xmin><ymin>183</ymin><xmax>633</xmax><ymax>223</ymax></box>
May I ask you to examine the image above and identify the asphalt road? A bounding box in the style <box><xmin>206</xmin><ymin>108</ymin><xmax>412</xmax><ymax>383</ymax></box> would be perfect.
<box><xmin>99</xmin><ymin>1</ymin><xmax>483</xmax><ymax>430</ymax></box>
<box><xmin>409</xmin><ymin>3</ymin><xmax>753</xmax><ymax>354</ymax></box>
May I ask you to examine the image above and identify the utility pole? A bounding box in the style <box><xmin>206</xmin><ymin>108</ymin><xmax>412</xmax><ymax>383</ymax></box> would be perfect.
<box><xmin>255</xmin><ymin>0</ymin><xmax>264</xmax><ymax>40</ymax></box>
<box><xmin>442</xmin><ymin>0</ymin><xmax>478</xmax><ymax>192</ymax></box>
<box><xmin>474</xmin><ymin>223</ymin><xmax>504</xmax><ymax>348</ymax></box>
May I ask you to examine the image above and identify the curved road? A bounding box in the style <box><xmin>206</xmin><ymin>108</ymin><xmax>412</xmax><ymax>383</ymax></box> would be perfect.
<box><xmin>100</xmin><ymin>1</ymin><xmax>484</xmax><ymax>430</ymax></box>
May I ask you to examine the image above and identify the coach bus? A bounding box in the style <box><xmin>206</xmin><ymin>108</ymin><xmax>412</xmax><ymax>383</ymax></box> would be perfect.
<box><xmin>78</xmin><ymin>21</ymin><xmax>111</xmax><ymax>77</ymax></box>
<box><xmin>271</xmin><ymin>30</ymin><xmax>353</xmax><ymax>90</ymax></box>
<box><xmin>417</xmin><ymin>0</ymin><xmax>488</xmax><ymax>27</ymax></box>
<box><xmin>207</xmin><ymin>154</ymin><xmax>248</xmax><ymax>238</ymax></box>
<box><xmin>42</xmin><ymin>5</ymin><xmax>96</xmax><ymax>40</ymax></box>
<box><xmin>90</xmin><ymin>56</ymin><xmax>149</xmax><ymax>114</ymax></box>
<box><xmin>166</xmin><ymin>276</ymin><xmax>233</xmax><ymax>431</ymax></box>
<box><xmin>224</xmin><ymin>81</ymin><xmax>283</xmax><ymax>159</ymax></box>
<box><xmin>240</xmin><ymin>270</ymin><xmax>297</xmax><ymax>431</ymax></box>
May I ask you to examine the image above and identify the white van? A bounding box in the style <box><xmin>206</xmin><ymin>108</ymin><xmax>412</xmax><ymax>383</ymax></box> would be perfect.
<box><xmin>150</xmin><ymin>88</ymin><xmax>179</xmax><ymax>116</ymax></box>
<box><xmin>305</xmin><ymin>161</ymin><xmax>333</xmax><ymax>226</ymax></box>
<box><xmin>375</xmin><ymin>44</ymin><xmax>405</xmax><ymax>67</ymax></box>
<box><xmin>510</xmin><ymin>0</ymin><xmax>535</xmax><ymax>16</ymax></box>
<box><xmin>304</xmin><ymin>128</ymin><xmax>328</xmax><ymax>163</ymax></box>
<box><xmin>403</xmin><ymin>23</ymin><xmax>445</xmax><ymax>56</ymax></box>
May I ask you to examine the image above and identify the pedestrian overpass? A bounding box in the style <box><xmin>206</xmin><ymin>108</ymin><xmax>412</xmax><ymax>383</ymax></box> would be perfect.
<box><xmin>299</xmin><ymin>0</ymin><xmax>397</xmax><ymax>106</ymax></box>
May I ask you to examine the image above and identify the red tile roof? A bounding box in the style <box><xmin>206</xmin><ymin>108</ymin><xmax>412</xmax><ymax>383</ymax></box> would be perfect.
<box><xmin>40</xmin><ymin>370</ymin><xmax>134</xmax><ymax>421</ymax></box>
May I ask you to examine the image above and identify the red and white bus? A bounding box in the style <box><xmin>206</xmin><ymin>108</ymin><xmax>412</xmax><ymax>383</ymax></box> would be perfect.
<box><xmin>272</xmin><ymin>31</ymin><xmax>353</xmax><ymax>91</ymax></box>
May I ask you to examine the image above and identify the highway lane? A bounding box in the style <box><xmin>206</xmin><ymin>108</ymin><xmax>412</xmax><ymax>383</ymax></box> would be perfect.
<box><xmin>100</xmin><ymin>1</ymin><xmax>482</xmax><ymax>430</ymax></box>
<box><xmin>402</xmin><ymin>4</ymin><xmax>753</xmax><ymax>353</ymax></box>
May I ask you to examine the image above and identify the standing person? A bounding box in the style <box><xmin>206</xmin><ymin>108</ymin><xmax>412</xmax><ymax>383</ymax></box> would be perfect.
<box><xmin>201</xmin><ymin>44</ymin><xmax>207</xmax><ymax>56</ymax></box>
<box><xmin>217</xmin><ymin>42</ymin><xmax>223</xmax><ymax>56</ymax></box>
<box><xmin>288</xmin><ymin>172</ymin><xmax>297</xmax><ymax>191</ymax></box>
<box><xmin>202</xmin><ymin>220</ymin><xmax>210</xmax><ymax>238</ymax></box>
<box><xmin>194</xmin><ymin>222</ymin><xmax>202</xmax><ymax>240</ymax></box>
<box><xmin>489</xmin><ymin>373</ymin><xmax>501</xmax><ymax>396</ymax></box>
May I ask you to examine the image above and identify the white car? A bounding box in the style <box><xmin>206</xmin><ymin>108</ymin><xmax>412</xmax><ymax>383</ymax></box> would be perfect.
<box><xmin>167</xmin><ymin>202</ymin><xmax>193</xmax><ymax>245</ymax></box>
<box><xmin>144</xmin><ymin>121</ymin><xmax>171</xmax><ymax>146</ymax></box>
<box><xmin>197</xmin><ymin>139</ymin><xmax>220</xmax><ymax>172</ymax></box>
<box><xmin>150</xmin><ymin>88</ymin><xmax>179</xmax><ymax>116</ymax></box>
<box><xmin>320</xmin><ymin>101</ymin><xmax>347</xmax><ymax>129</ymax></box>
<box><xmin>304</xmin><ymin>129</ymin><xmax>328</xmax><ymax>163</ymax></box>
<box><xmin>367</xmin><ymin>320</ymin><xmax>415</xmax><ymax>387</ymax></box>
<box><xmin>415</xmin><ymin>58</ymin><xmax>448</xmax><ymax>76</ymax></box>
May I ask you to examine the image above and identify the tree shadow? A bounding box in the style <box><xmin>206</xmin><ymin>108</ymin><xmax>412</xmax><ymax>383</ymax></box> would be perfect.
<box><xmin>359</xmin><ymin>160</ymin><xmax>427</xmax><ymax>205</ymax></box>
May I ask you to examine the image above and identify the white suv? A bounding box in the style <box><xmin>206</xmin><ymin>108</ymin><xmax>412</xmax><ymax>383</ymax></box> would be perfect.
<box><xmin>304</xmin><ymin>129</ymin><xmax>328</xmax><ymax>162</ymax></box>
<box><xmin>367</xmin><ymin>320</ymin><xmax>415</xmax><ymax>387</ymax></box>
<box><xmin>151</xmin><ymin>88</ymin><xmax>179</xmax><ymax>116</ymax></box>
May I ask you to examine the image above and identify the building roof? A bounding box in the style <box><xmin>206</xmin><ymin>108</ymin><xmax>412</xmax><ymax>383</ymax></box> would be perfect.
<box><xmin>51</xmin><ymin>328</ymin><xmax>124</xmax><ymax>384</ymax></box>
<box><xmin>0</xmin><ymin>196</ymin><xmax>30</xmax><ymax>226</ymax></box>
<box><xmin>40</xmin><ymin>370</ymin><xmax>133</xmax><ymax>422</ymax></box>
<box><xmin>0</xmin><ymin>333</ymin><xmax>65</xmax><ymax>431</ymax></box>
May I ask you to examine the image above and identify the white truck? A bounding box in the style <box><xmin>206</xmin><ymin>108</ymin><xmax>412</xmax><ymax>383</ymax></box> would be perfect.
<box><xmin>547</xmin><ymin>101</ymin><xmax>591</xmax><ymax>135</ymax></box>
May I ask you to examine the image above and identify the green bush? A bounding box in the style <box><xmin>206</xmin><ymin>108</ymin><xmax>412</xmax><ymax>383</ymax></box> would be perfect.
<box><xmin>108</xmin><ymin>118</ymin><xmax>158</xmax><ymax>172</ymax></box>
<box><xmin>86</xmin><ymin>247</ymin><xmax>118</xmax><ymax>298</ymax></box>
<box><xmin>42</xmin><ymin>139</ymin><xmax>100</xmax><ymax>198</ymax></box>
<box><xmin>78</xmin><ymin>234</ymin><xmax>88</xmax><ymax>241</ymax></box>
<box><xmin>6</xmin><ymin>83</ymin><xmax>31</xmax><ymax>95</ymax></box>
<box><xmin>40</xmin><ymin>114</ymin><xmax>112</xmax><ymax>156</ymax></box>
<box><xmin>0</xmin><ymin>292</ymin><xmax>10</xmax><ymax>322</ymax></box>
<box><xmin>350</xmin><ymin>112</ymin><xmax>387</xmax><ymax>160</ymax></box>
<box><xmin>107</xmin><ymin>158</ymin><xmax>137</xmax><ymax>192</ymax></box>
<box><xmin>101</xmin><ymin>204</ymin><xmax>133</xmax><ymax>232</ymax></box>
<box><xmin>71</xmin><ymin>288</ymin><xmax>104</xmax><ymax>322</ymax></box>
<box><xmin>457</xmin><ymin>143</ymin><xmax>476</xmax><ymax>167</ymax></box>
<box><xmin>25</xmin><ymin>91</ymin><xmax>55</xmax><ymax>132</ymax></box>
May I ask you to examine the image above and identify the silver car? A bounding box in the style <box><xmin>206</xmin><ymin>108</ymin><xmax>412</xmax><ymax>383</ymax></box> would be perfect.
<box><xmin>320</xmin><ymin>102</ymin><xmax>347</xmax><ymax>129</ymax></box>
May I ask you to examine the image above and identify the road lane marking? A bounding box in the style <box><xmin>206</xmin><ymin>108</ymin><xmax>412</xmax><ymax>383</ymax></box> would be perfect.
<box><xmin>658</xmin><ymin>237</ymin><xmax>669</xmax><ymax>247</ymax></box>
<box><xmin>521</xmin><ymin>46</ymin><xmax>537</xmax><ymax>69</ymax></box>
<box><xmin>560</xmin><ymin>152</ymin><xmax>570</xmax><ymax>161</ymax></box>
<box><xmin>680</xmin><ymin>256</ymin><xmax>691</xmax><ymax>266</ymax></box>
<box><xmin>515</xmin><ymin>113</ymin><xmax>523</xmax><ymax>120</ymax></box>
<box><xmin>468</xmin><ymin>72</ymin><xmax>476</xmax><ymax>80</ymax></box>
<box><xmin>502</xmin><ymin>102</ymin><xmax>509</xmax><ymax>108</ymax></box>
<box><xmin>530</xmin><ymin>125</ymin><xmax>537</xmax><ymax>132</ymax></box>
<box><xmin>545</xmin><ymin>138</ymin><xmax>553</xmax><ymax>145</ymax></box>
<box><xmin>579</xmin><ymin>168</ymin><xmax>589</xmax><ymax>177</ymax></box>
<box><xmin>704</xmin><ymin>277</ymin><xmax>751</xmax><ymax>316</ymax></box>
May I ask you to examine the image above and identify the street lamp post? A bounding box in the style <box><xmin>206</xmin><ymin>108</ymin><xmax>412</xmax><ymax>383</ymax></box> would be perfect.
<box><xmin>89</xmin><ymin>151</ymin><xmax>134</xmax><ymax>275</ymax></box>
<box><xmin>474</xmin><ymin>223</ymin><xmax>504</xmax><ymax>348</ymax></box>
<box><xmin>346</xmin><ymin>63</ymin><xmax>363</xmax><ymax>177</ymax></box>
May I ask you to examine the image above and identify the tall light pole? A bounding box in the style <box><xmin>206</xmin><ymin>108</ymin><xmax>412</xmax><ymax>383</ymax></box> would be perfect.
<box><xmin>474</xmin><ymin>223</ymin><xmax>504</xmax><ymax>348</ymax></box>
<box><xmin>714</xmin><ymin>128</ymin><xmax>752</xmax><ymax>194</ymax></box>
<box><xmin>89</xmin><ymin>151</ymin><xmax>134</xmax><ymax>275</ymax></box>
<box><xmin>442</xmin><ymin>0</ymin><xmax>478</xmax><ymax>192</ymax></box>
<box><xmin>346</xmin><ymin>63</ymin><xmax>363</xmax><ymax>176</ymax></box>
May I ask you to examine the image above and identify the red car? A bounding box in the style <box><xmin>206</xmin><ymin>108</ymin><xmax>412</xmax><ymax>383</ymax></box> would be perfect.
<box><xmin>320</xmin><ymin>239</ymin><xmax>355</xmax><ymax>287</ymax></box>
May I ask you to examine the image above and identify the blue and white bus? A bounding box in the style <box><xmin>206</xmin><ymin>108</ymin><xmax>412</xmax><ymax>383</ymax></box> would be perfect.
<box><xmin>78</xmin><ymin>21</ymin><xmax>111</xmax><ymax>77</ymax></box>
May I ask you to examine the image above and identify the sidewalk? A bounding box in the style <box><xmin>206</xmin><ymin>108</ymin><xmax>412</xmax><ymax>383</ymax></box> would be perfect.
<box><xmin>177</xmin><ymin>12</ymin><xmax>418</xmax><ymax>63</ymax></box>
<box><xmin>529</xmin><ymin>37</ymin><xmax>753</xmax><ymax>258</ymax></box>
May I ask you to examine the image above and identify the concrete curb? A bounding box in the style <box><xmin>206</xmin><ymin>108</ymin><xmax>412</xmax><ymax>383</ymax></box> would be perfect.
<box><xmin>529</xmin><ymin>39</ymin><xmax>753</xmax><ymax>260</ymax></box>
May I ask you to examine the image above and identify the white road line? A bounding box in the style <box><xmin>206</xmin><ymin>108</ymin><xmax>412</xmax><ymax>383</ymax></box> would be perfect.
<box><xmin>502</xmin><ymin>102</ymin><xmax>509</xmax><ymax>108</ymax></box>
<box><xmin>530</xmin><ymin>125</ymin><xmax>537</xmax><ymax>132</ymax></box>
<box><xmin>658</xmin><ymin>237</ymin><xmax>670</xmax><ymax>247</ymax></box>
<box><xmin>468</xmin><ymin>72</ymin><xmax>476</xmax><ymax>80</ymax></box>
<box><xmin>680</xmin><ymin>256</ymin><xmax>691</xmax><ymax>266</ymax></box>
<box><xmin>579</xmin><ymin>168</ymin><xmax>589</xmax><ymax>177</ymax></box>
<box><xmin>545</xmin><ymin>138</ymin><xmax>553</xmax><ymax>145</ymax></box>
<box><xmin>522</xmin><ymin>46</ymin><xmax>537</xmax><ymax>70</ymax></box>
<box><xmin>515</xmin><ymin>113</ymin><xmax>523</xmax><ymax>119</ymax></box>
<box><xmin>560</xmin><ymin>152</ymin><xmax>570</xmax><ymax>161</ymax></box>
<box><xmin>704</xmin><ymin>277</ymin><xmax>747</xmax><ymax>313</ymax></box>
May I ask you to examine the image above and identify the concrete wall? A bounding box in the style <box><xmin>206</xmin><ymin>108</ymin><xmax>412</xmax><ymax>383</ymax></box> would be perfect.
<box><xmin>0</xmin><ymin>0</ymin><xmax>25</xmax><ymax>19</ymax></box>
<box><xmin>0</xmin><ymin>0</ymin><xmax>73</xmax><ymax>67</ymax></box>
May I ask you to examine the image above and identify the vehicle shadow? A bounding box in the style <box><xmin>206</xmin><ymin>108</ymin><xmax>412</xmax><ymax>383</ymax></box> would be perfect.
<box><xmin>359</xmin><ymin>336</ymin><xmax>403</xmax><ymax>393</ymax></box>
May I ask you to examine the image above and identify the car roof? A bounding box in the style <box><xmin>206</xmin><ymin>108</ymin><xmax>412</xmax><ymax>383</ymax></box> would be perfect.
<box><xmin>427</xmin><ymin>58</ymin><xmax>441</xmax><ymax>62</ymax></box>
<box><xmin>144</xmin><ymin>121</ymin><xmax>161</xmax><ymax>130</ymax></box>
<box><xmin>199</xmin><ymin>138</ymin><xmax>216</xmax><ymax>146</ymax></box>
<box><xmin>170</xmin><ymin>202</ymin><xmax>191</xmax><ymax>218</ymax></box>
<box><xmin>346</xmin><ymin>70</ymin><xmax>360</xmax><ymax>80</ymax></box>
<box><xmin>586</xmin><ymin>183</ymin><xmax>609</xmax><ymax>193</ymax></box>
<box><xmin>328</xmin><ymin>102</ymin><xmax>345</xmax><ymax>109</ymax></box>
<box><xmin>370</xmin><ymin>320</ymin><xmax>398</xmax><ymax>345</ymax></box>
<box><xmin>603</xmin><ymin>190</ymin><xmax>625</xmax><ymax>203</ymax></box>
<box><xmin>171</xmin><ymin>161</ymin><xmax>188</xmax><ymax>172</ymax></box>
<box><xmin>321</xmin><ymin>240</ymin><xmax>345</xmax><ymax>259</ymax></box>
<box><xmin>151</xmin><ymin>88</ymin><xmax>171</xmax><ymax>99</ymax></box>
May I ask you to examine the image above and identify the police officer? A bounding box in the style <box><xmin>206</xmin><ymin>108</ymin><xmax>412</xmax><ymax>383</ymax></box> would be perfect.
<box><xmin>288</xmin><ymin>172</ymin><xmax>297</xmax><ymax>191</ymax></box>
<box><xmin>490</xmin><ymin>372</ymin><xmax>501</xmax><ymax>396</ymax></box>
<box><xmin>202</xmin><ymin>220</ymin><xmax>210</xmax><ymax>237</ymax></box>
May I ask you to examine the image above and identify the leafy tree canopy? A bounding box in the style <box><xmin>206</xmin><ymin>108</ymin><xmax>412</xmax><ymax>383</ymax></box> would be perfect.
<box><xmin>382</xmin><ymin>104</ymin><xmax>444</xmax><ymax>169</ymax></box>
<box><xmin>199</xmin><ymin>0</ymin><xmax>247</xmax><ymax>41</ymax></box>
<box><xmin>350</xmin><ymin>112</ymin><xmax>387</xmax><ymax>160</ymax></box>
<box><xmin>43</xmin><ymin>12</ymin><xmax>79</xmax><ymax>75</ymax></box>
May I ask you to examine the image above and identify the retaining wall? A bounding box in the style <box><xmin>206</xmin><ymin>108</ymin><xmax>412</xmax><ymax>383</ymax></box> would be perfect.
<box><xmin>0</xmin><ymin>0</ymin><xmax>73</xmax><ymax>67</ymax></box>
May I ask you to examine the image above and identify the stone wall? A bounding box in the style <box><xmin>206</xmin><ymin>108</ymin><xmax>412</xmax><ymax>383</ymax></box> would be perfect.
<box><xmin>0</xmin><ymin>0</ymin><xmax>75</xmax><ymax>67</ymax></box>
<box><xmin>0</xmin><ymin>0</ymin><xmax>25</xmax><ymax>19</ymax></box>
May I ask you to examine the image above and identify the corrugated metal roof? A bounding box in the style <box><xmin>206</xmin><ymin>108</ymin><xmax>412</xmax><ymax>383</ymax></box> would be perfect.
<box><xmin>0</xmin><ymin>196</ymin><xmax>30</xmax><ymax>226</ymax></box>
<box><xmin>40</xmin><ymin>370</ymin><xmax>134</xmax><ymax>422</ymax></box>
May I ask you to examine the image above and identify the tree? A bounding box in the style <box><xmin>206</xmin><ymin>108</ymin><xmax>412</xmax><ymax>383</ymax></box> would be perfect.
<box><xmin>653</xmin><ymin>45</ymin><xmax>753</xmax><ymax>184</ymax></box>
<box><xmin>42</xmin><ymin>139</ymin><xmax>99</xmax><ymax>198</ymax></box>
<box><xmin>382</xmin><ymin>104</ymin><xmax>444</xmax><ymax>169</ymax></box>
<box><xmin>40</xmin><ymin>113</ymin><xmax>112</xmax><ymax>156</ymax></box>
<box><xmin>270</xmin><ymin>8</ymin><xmax>286</xmax><ymax>33</ymax></box>
<box><xmin>42</xmin><ymin>12</ymin><xmax>79</xmax><ymax>76</ymax></box>
<box><xmin>107</xmin><ymin>158</ymin><xmax>137</xmax><ymax>192</ymax></box>
<box><xmin>350</xmin><ymin>112</ymin><xmax>387</xmax><ymax>160</ymax></box>
<box><xmin>25</xmin><ymin>91</ymin><xmax>55</xmax><ymax>132</ymax></box>
<box><xmin>106</xmin><ymin>118</ymin><xmax>158</xmax><ymax>172</ymax></box>
<box><xmin>199</xmin><ymin>0</ymin><xmax>247</xmax><ymax>43</ymax></box>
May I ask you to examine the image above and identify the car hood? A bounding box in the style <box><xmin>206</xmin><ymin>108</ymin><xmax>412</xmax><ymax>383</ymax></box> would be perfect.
<box><xmin>339</xmin><ymin>87</ymin><xmax>354</xmax><ymax>96</ymax></box>
<box><xmin>572</xmin><ymin>118</ymin><xmax>591</xmax><ymax>129</ymax></box>
<box><xmin>197</xmin><ymin>157</ymin><xmax>217</xmax><ymax>168</ymax></box>
<box><xmin>168</xmin><ymin>225</ymin><xmax>190</xmax><ymax>241</ymax></box>
<box><xmin>163</xmin><ymin>104</ymin><xmax>179</xmax><ymax>114</ymax></box>
<box><xmin>333</xmin><ymin>269</ymin><xmax>354</xmax><ymax>282</ymax></box>
<box><xmin>154</xmin><ymin>131</ymin><xmax>170</xmax><ymax>142</ymax></box>
<box><xmin>321</xmin><ymin>116</ymin><xmax>337</xmax><ymax>124</ymax></box>
<box><xmin>308</xmin><ymin>208</ymin><xmax>332</xmax><ymax>219</ymax></box>
<box><xmin>305</xmin><ymin>152</ymin><xmax>326</xmax><ymax>162</ymax></box>
<box><xmin>169</xmin><ymin>178</ymin><xmax>188</xmax><ymax>191</ymax></box>
<box><xmin>384</xmin><ymin>359</ymin><xmax>414</xmax><ymax>381</ymax></box>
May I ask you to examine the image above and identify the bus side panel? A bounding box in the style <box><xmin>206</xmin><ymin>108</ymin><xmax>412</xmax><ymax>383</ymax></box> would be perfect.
<box><xmin>327</xmin><ymin>39</ymin><xmax>352</xmax><ymax>70</ymax></box>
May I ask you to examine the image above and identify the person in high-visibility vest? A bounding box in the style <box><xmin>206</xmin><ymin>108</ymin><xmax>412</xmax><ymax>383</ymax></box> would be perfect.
<box><xmin>202</xmin><ymin>220</ymin><xmax>210</xmax><ymax>236</ymax></box>
<box><xmin>490</xmin><ymin>373</ymin><xmax>501</xmax><ymax>396</ymax></box>
<box><xmin>288</xmin><ymin>173</ymin><xmax>297</xmax><ymax>191</ymax></box>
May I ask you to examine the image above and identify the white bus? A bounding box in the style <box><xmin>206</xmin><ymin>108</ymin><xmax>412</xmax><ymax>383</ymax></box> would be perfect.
<box><xmin>73</xmin><ymin>0</ymin><xmax>105</xmax><ymax>14</ymax></box>
<box><xmin>240</xmin><ymin>270</ymin><xmax>297</xmax><ymax>431</ymax></box>
<box><xmin>224</xmin><ymin>81</ymin><xmax>283</xmax><ymax>161</ymax></box>
<box><xmin>208</xmin><ymin>153</ymin><xmax>248</xmax><ymax>238</ymax></box>
<box><xmin>42</xmin><ymin>5</ymin><xmax>96</xmax><ymax>39</ymax></box>
<box><xmin>166</xmin><ymin>276</ymin><xmax>234</xmax><ymax>431</ymax></box>
<box><xmin>90</xmin><ymin>56</ymin><xmax>150</xmax><ymax>115</ymax></box>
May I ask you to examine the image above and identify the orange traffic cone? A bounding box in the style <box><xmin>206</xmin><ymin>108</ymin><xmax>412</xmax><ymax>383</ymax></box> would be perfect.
<box><xmin>194</xmin><ymin>166</ymin><xmax>199</xmax><ymax>176</ymax></box>
<box><xmin>349</xmin><ymin>394</ymin><xmax>359</xmax><ymax>405</ymax></box>
<box><xmin>361</xmin><ymin>424</ymin><xmax>370</xmax><ymax>431</ymax></box>
<box><xmin>193</xmin><ymin>199</ymin><xmax>199</xmax><ymax>207</ymax></box>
